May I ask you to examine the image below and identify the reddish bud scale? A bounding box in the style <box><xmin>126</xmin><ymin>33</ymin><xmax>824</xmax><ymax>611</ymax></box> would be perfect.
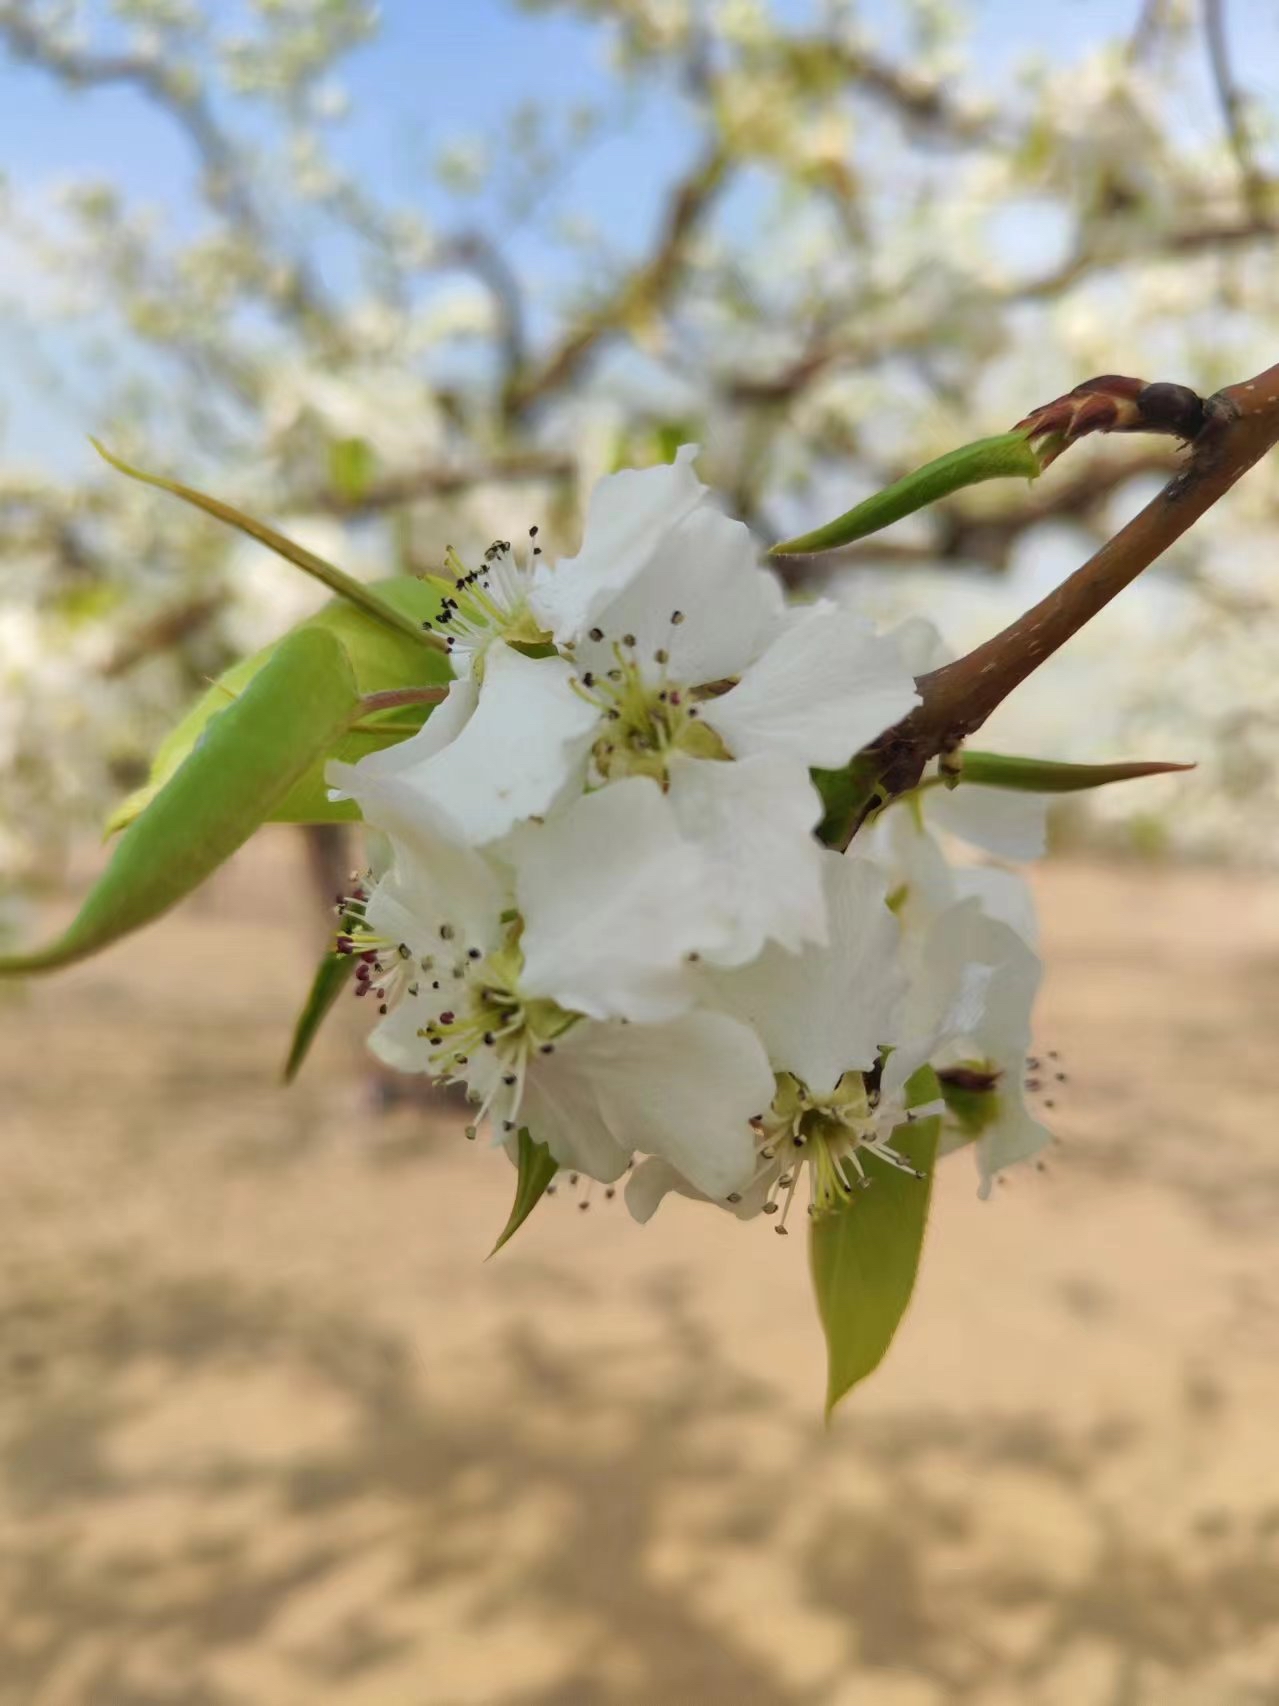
<box><xmin>1015</xmin><ymin>374</ymin><xmax>1207</xmax><ymax>467</ymax></box>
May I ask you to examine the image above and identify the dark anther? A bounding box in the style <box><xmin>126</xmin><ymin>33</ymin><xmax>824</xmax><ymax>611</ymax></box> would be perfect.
<box><xmin>670</xmin><ymin>610</ymin><xmax>685</xmax><ymax>624</ymax></box>
<box><xmin>439</xmin><ymin>923</ymin><xmax>455</xmax><ymax>940</ymax></box>
<box><xmin>589</xmin><ymin>626</ymin><xmax>604</xmax><ymax>642</ymax></box>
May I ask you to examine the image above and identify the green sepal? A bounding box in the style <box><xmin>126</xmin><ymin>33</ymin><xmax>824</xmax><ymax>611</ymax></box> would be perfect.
<box><xmin>957</xmin><ymin>750</ymin><xmax>1194</xmax><ymax>793</ymax></box>
<box><xmin>771</xmin><ymin>432</ymin><xmax>1043</xmax><ymax>556</ymax></box>
<box><xmin>0</xmin><ymin>627</ymin><xmax>360</xmax><ymax>977</ymax></box>
<box><xmin>92</xmin><ymin>439</ymin><xmax>445</xmax><ymax>652</ymax></box>
<box><xmin>489</xmin><ymin>1129</ymin><xmax>559</xmax><ymax>1257</ymax></box>
<box><xmin>283</xmin><ymin>947</ymin><xmax>357</xmax><ymax>1084</ymax></box>
<box><xmin>812</xmin><ymin>754</ymin><xmax>885</xmax><ymax>850</ymax></box>
<box><xmin>810</xmin><ymin>1065</ymin><xmax>942</xmax><ymax>1418</ymax></box>
<box><xmin>106</xmin><ymin>579</ymin><xmax>452</xmax><ymax>835</ymax></box>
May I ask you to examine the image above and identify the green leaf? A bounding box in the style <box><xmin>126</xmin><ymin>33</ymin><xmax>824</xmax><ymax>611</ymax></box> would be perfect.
<box><xmin>92</xmin><ymin>439</ymin><xmax>446</xmax><ymax>653</ymax></box>
<box><xmin>771</xmin><ymin>431</ymin><xmax>1043</xmax><ymax>556</ymax></box>
<box><xmin>489</xmin><ymin>1129</ymin><xmax>559</xmax><ymax>1256</ymax></box>
<box><xmin>106</xmin><ymin>579</ymin><xmax>452</xmax><ymax>835</ymax></box>
<box><xmin>810</xmin><ymin>1067</ymin><xmax>942</xmax><ymax>1417</ymax></box>
<box><xmin>1</xmin><ymin>627</ymin><xmax>360</xmax><ymax>977</ymax></box>
<box><xmin>957</xmin><ymin>750</ymin><xmax>1195</xmax><ymax>793</ymax></box>
<box><xmin>283</xmin><ymin>948</ymin><xmax>357</xmax><ymax>1084</ymax></box>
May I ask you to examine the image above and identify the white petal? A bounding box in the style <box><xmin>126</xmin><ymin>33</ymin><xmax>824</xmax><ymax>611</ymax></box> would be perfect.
<box><xmin>328</xmin><ymin>672</ymin><xmax>477</xmax><ymax>802</ymax></box>
<box><xmin>530</xmin><ymin>446</ymin><xmax>706</xmax><ymax>642</ymax></box>
<box><xmin>666</xmin><ymin>751</ymin><xmax>826</xmax><ymax>964</ymax></box>
<box><xmin>953</xmin><ymin>865</ymin><xmax>1040</xmax><ymax>947</ymax></box>
<box><xmin>377</xmin><ymin>833</ymin><xmax>510</xmax><ymax>960</ymax></box>
<box><xmin>512</xmin><ymin>777</ymin><xmax>727</xmax><ymax>1022</ymax></box>
<box><xmin>884</xmin><ymin>900</ymin><xmax>1041</xmax><ymax>1097</ymax></box>
<box><xmin>548</xmin><ymin>1011</ymin><xmax>772</xmax><ymax>1199</ymax></box>
<box><xmin>888</xmin><ymin>615</ymin><xmax>951</xmax><ymax>677</ymax></box>
<box><xmin>973</xmin><ymin>1085</ymin><xmax>1053</xmax><ymax>1200</ymax></box>
<box><xmin>624</xmin><ymin>1156</ymin><xmax>706</xmax><ymax>1223</ymax></box>
<box><xmin>706</xmin><ymin>604</ymin><xmax>919</xmax><ymax>768</ymax></box>
<box><xmin>926</xmin><ymin>783</ymin><xmax>1050</xmax><ymax>861</ymax></box>
<box><xmin>708</xmin><ymin>853</ymin><xmax>903</xmax><ymax>1097</ymax></box>
<box><xmin>851</xmin><ymin>805</ymin><xmax>957</xmax><ymax>942</ymax></box>
<box><xmin>518</xmin><ymin>1041</ymin><xmax>632</xmax><ymax>1183</ymax></box>
<box><xmin>568</xmin><ymin>503</ymin><xmax>784</xmax><ymax>689</ymax></box>
<box><xmin>337</xmin><ymin>643</ymin><xmax>597</xmax><ymax>847</ymax></box>
<box><xmin>367</xmin><ymin>989</ymin><xmax>433</xmax><ymax>1073</ymax></box>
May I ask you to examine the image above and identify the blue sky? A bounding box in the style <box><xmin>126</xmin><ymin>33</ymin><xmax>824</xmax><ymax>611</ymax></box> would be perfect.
<box><xmin>1</xmin><ymin>0</ymin><xmax>1276</xmax><ymax>471</ymax></box>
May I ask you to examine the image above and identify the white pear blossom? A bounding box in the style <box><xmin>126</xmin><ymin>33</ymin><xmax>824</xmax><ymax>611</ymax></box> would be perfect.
<box><xmin>627</xmin><ymin>854</ymin><xmax>937</xmax><ymax>1234</ymax></box>
<box><xmin>350</xmin><ymin>449</ymin><xmax>920</xmax><ymax>964</ymax></box>
<box><xmin>331</xmin><ymin>774</ymin><xmax>773</xmax><ymax>1198</ymax></box>
<box><xmin>883</xmin><ymin>898</ymin><xmax>1052</xmax><ymax>1197</ymax></box>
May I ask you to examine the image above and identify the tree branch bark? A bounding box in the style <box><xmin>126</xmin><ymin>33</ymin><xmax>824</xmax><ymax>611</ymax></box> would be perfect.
<box><xmin>847</xmin><ymin>360</ymin><xmax>1279</xmax><ymax>838</ymax></box>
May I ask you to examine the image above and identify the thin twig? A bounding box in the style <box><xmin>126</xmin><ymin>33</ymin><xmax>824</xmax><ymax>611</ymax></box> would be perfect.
<box><xmin>1202</xmin><ymin>0</ymin><xmax>1268</xmax><ymax>220</ymax></box>
<box><xmin>845</xmin><ymin>360</ymin><xmax>1279</xmax><ymax>838</ymax></box>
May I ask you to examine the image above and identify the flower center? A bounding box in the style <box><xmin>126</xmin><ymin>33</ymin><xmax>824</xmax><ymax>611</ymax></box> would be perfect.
<box><xmin>336</xmin><ymin>886</ymin><xmax>575</xmax><ymax>1140</ymax></box>
<box><xmin>571</xmin><ymin>633</ymin><xmax>730</xmax><ymax>784</ymax></box>
<box><xmin>738</xmin><ymin>1071</ymin><xmax>927</xmax><ymax>1235</ymax></box>
<box><xmin>423</xmin><ymin>534</ymin><xmax>551</xmax><ymax>672</ymax></box>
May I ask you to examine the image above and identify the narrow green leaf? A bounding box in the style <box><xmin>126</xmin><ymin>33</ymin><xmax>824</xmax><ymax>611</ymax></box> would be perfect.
<box><xmin>283</xmin><ymin>949</ymin><xmax>357</xmax><ymax>1084</ymax></box>
<box><xmin>957</xmin><ymin>751</ymin><xmax>1195</xmax><ymax>793</ymax></box>
<box><xmin>106</xmin><ymin>580</ymin><xmax>452</xmax><ymax>835</ymax></box>
<box><xmin>771</xmin><ymin>432</ymin><xmax>1043</xmax><ymax>556</ymax></box>
<box><xmin>489</xmin><ymin>1129</ymin><xmax>559</xmax><ymax>1256</ymax></box>
<box><xmin>91</xmin><ymin>439</ymin><xmax>446</xmax><ymax>652</ymax></box>
<box><xmin>1</xmin><ymin>627</ymin><xmax>359</xmax><ymax>977</ymax></box>
<box><xmin>810</xmin><ymin>1068</ymin><xmax>942</xmax><ymax>1417</ymax></box>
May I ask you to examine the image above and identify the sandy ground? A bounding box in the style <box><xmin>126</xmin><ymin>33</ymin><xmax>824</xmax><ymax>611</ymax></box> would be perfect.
<box><xmin>3</xmin><ymin>835</ymin><xmax>1279</xmax><ymax>1706</ymax></box>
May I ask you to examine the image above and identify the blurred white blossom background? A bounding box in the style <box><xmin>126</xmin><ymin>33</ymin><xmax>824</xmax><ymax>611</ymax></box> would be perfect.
<box><xmin>4</xmin><ymin>0</ymin><xmax>1279</xmax><ymax>901</ymax></box>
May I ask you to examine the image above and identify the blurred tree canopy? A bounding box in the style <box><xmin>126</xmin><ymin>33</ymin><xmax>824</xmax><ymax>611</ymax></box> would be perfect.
<box><xmin>2</xmin><ymin>0</ymin><xmax>1279</xmax><ymax>886</ymax></box>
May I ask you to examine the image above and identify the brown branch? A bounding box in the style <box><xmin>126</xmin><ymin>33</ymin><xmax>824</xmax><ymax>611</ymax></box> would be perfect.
<box><xmin>506</xmin><ymin>145</ymin><xmax>729</xmax><ymax>417</ymax></box>
<box><xmin>846</xmin><ymin>360</ymin><xmax>1279</xmax><ymax>837</ymax></box>
<box><xmin>1202</xmin><ymin>0</ymin><xmax>1268</xmax><ymax>221</ymax></box>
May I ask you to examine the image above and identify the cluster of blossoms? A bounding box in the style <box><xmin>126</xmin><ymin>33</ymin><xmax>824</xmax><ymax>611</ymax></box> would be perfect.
<box><xmin>327</xmin><ymin>450</ymin><xmax>1053</xmax><ymax>1233</ymax></box>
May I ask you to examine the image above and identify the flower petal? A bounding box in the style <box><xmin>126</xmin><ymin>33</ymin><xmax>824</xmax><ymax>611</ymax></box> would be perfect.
<box><xmin>883</xmin><ymin>899</ymin><xmax>1041</xmax><ymax>1097</ymax></box>
<box><xmin>569</xmin><ymin>503</ymin><xmax>784</xmax><ymax>690</ymax></box>
<box><xmin>549</xmin><ymin>1011</ymin><xmax>772</xmax><ymax>1199</ymax></box>
<box><xmin>974</xmin><ymin>1086</ymin><xmax>1053</xmax><ymax>1199</ymax></box>
<box><xmin>708</xmin><ymin>853</ymin><xmax>903</xmax><ymax>1096</ymax></box>
<box><xmin>624</xmin><ymin>1156</ymin><xmax>705</xmax><ymax>1223</ymax></box>
<box><xmin>328</xmin><ymin>672</ymin><xmax>477</xmax><ymax>802</ymax></box>
<box><xmin>926</xmin><ymin>782</ymin><xmax>1050</xmax><ymax>861</ymax></box>
<box><xmin>518</xmin><ymin>1042</ymin><xmax>631</xmax><ymax>1183</ymax></box>
<box><xmin>512</xmin><ymin>776</ymin><xmax>726</xmax><ymax>1021</ymax></box>
<box><xmin>530</xmin><ymin>445</ymin><xmax>706</xmax><ymax>642</ymax></box>
<box><xmin>336</xmin><ymin>643</ymin><xmax>597</xmax><ymax>847</ymax></box>
<box><xmin>666</xmin><ymin>751</ymin><xmax>826</xmax><ymax>964</ymax></box>
<box><xmin>706</xmin><ymin>604</ymin><xmax>919</xmax><ymax>769</ymax></box>
<box><xmin>953</xmin><ymin>865</ymin><xmax>1040</xmax><ymax>947</ymax></box>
